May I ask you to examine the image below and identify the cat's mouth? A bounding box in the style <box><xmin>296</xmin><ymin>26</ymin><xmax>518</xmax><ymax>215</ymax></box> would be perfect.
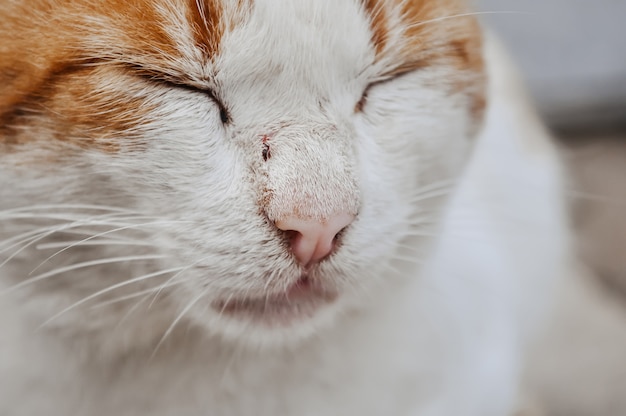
<box><xmin>211</xmin><ymin>275</ymin><xmax>338</xmax><ymax>326</ymax></box>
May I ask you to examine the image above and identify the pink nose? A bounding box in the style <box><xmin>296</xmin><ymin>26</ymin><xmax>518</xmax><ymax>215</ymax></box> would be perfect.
<box><xmin>275</xmin><ymin>213</ymin><xmax>355</xmax><ymax>266</ymax></box>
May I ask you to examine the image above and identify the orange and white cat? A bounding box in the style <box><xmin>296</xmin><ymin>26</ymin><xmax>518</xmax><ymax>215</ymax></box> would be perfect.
<box><xmin>0</xmin><ymin>0</ymin><xmax>569</xmax><ymax>415</ymax></box>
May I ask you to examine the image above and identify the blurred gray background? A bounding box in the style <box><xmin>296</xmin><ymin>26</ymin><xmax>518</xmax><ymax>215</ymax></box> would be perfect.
<box><xmin>476</xmin><ymin>0</ymin><xmax>626</xmax><ymax>131</ymax></box>
<box><xmin>475</xmin><ymin>2</ymin><xmax>626</xmax><ymax>416</ymax></box>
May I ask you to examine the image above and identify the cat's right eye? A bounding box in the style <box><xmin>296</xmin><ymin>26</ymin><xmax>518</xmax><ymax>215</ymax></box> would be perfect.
<box><xmin>200</xmin><ymin>88</ymin><xmax>230</xmax><ymax>124</ymax></box>
<box><xmin>219</xmin><ymin>106</ymin><xmax>230</xmax><ymax>124</ymax></box>
<box><xmin>355</xmin><ymin>69</ymin><xmax>421</xmax><ymax>113</ymax></box>
<box><xmin>355</xmin><ymin>87</ymin><xmax>370</xmax><ymax>113</ymax></box>
<box><xmin>355</xmin><ymin>81</ymin><xmax>382</xmax><ymax>113</ymax></box>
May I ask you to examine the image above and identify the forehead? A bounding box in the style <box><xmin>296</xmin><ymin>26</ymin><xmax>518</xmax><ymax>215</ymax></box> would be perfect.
<box><xmin>67</xmin><ymin>0</ymin><xmax>479</xmax><ymax>79</ymax></box>
<box><xmin>216</xmin><ymin>0</ymin><xmax>376</xmax><ymax>90</ymax></box>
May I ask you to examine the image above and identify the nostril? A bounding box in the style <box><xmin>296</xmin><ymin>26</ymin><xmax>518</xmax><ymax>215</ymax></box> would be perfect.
<box><xmin>333</xmin><ymin>225</ymin><xmax>349</xmax><ymax>241</ymax></box>
<box><xmin>275</xmin><ymin>213</ymin><xmax>355</xmax><ymax>266</ymax></box>
<box><xmin>282</xmin><ymin>229</ymin><xmax>301</xmax><ymax>247</ymax></box>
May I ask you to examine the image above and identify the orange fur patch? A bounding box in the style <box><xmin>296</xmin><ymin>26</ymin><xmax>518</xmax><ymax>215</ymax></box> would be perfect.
<box><xmin>0</xmin><ymin>0</ymin><xmax>230</xmax><ymax>150</ymax></box>
<box><xmin>361</xmin><ymin>0</ymin><xmax>390</xmax><ymax>56</ymax></box>
<box><xmin>361</xmin><ymin>0</ymin><xmax>486</xmax><ymax>127</ymax></box>
<box><xmin>361</xmin><ymin>0</ymin><xmax>484</xmax><ymax>72</ymax></box>
<box><xmin>188</xmin><ymin>0</ymin><xmax>226</xmax><ymax>58</ymax></box>
<box><xmin>2</xmin><ymin>0</ymin><xmax>485</xmax><ymax>150</ymax></box>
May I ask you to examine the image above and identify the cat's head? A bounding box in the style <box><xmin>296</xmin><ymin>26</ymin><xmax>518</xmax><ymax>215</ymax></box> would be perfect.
<box><xmin>0</xmin><ymin>0</ymin><xmax>485</xmax><ymax>348</ymax></box>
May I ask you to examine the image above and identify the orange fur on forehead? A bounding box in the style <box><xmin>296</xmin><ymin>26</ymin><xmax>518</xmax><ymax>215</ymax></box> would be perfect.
<box><xmin>74</xmin><ymin>0</ymin><xmax>235</xmax><ymax>76</ymax></box>
<box><xmin>1</xmin><ymin>0</ymin><xmax>485</xmax><ymax>149</ymax></box>
<box><xmin>0</xmin><ymin>0</ymin><xmax>234</xmax><ymax>149</ymax></box>
<box><xmin>361</xmin><ymin>0</ymin><xmax>484</xmax><ymax>73</ymax></box>
<box><xmin>361</xmin><ymin>0</ymin><xmax>486</xmax><ymax>125</ymax></box>
<box><xmin>188</xmin><ymin>0</ymin><xmax>226</xmax><ymax>57</ymax></box>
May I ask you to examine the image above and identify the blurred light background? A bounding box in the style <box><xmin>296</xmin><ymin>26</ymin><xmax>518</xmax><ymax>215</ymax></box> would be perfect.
<box><xmin>476</xmin><ymin>0</ymin><xmax>626</xmax><ymax>131</ymax></box>
<box><xmin>475</xmin><ymin>2</ymin><xmax>626</xmax><ymax>415</ymax></box>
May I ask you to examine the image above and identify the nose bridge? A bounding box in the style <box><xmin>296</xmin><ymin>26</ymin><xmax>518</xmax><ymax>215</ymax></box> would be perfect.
<box><xmin>263</xmin><ymin>125</ymin><xmax>360</xmax><ymax>223</ymax></box>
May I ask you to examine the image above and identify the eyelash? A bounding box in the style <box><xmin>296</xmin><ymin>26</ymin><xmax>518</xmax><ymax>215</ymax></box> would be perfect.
<box><xmin>356</xmin><ymin>70</ymin><xmax>415</xmax><ymax>113</ymax></box>
<box><xmin>356</xmin><ymin>80</ymin><xmax>385</xmax><ymax>114</ymax></box>
<box><xmin>355</xmin><ymin>85</ymin><xmax>372</xmax><ymax>113</ymax></box>
<box><xmin>142</xmin><ymin>75</ymin><xmax>231</xmax><ymax>124</ymax></box>
<box><xmin>212</xmin><ymin>92</ymin><xmax>230</xmax><ymax>124</ymax></box>
<box><xmin>183</xmin><ymin>85</ymin><xmax>231</xmax><ymax>125</ymax></box>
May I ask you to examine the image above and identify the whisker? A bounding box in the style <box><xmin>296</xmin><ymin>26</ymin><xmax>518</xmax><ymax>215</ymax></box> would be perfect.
<box><xmin>409</xmin><ymin>188</ymin><xmax>453</xmax><ymax>204</ymax></box>
<box><xmin>37</xmin><ymin>266</ymin><xmax>186</xmax><ymax>328</ymax></box>
<box><xmin>0</xmin><ymin>213</ymin><xmax>155</xmax><ymax>268</ymax></box>
<box><xmin>412</xmin><ymin>179</ymin><xmax>455</xmax><ymax>194</ymax></box>
<box><xmin>376</xmin><ymin>262</ymin><xmax>404</xmax><ymax>277</ymax></box>
<box><xmin>2</xmin><ymin>254</ymin><xmax>167</xmax><ymax>294</ymax></box>
<box><xmin>8</xmin><ymin>228</ymin><xmax>140</xmax><ymax>245</ymax></box>
<box><xmin>1</xmin><ymin>212</ymin><xmax>127</xmax><ymax>222</ymax></box>
<box><xmin>218</xmin><ymin>293</ymin><xmax>236</xmax><ymax>319</ymax></box>
<box><xmin>90</xmin><ymin>280</ymin><xmax>186</xmax><ymax>309</ymax></box>
<box><xmin>389</xmin><ymin>253</ymin><xmax>426</xmax><ymax>266</ymax></box>
<box><xmin>28</xmin><ymin>219</ymin><xmax>188</xmax><ymax>275</ymax></box>
<box><xmin>0</xmin><ymin>212</ymin><xmax>136</xmax><ymax>250</ymax></box>
<box><xmin>0</xmin><ymin>227</ymin><xmax>57</xmax><ymax>251</ymax></box>
<box><xmin>0</xmin><ymin>204</ymin><xmax>143</xmax><ymax>216</ymax></box>
<box><xmin>147</xmin><ymin>254</ymin><xmax>216</xmax><ymax>307</ymax></box>
<box><xmin>111</xmin><ymin>294</ymin><xmax>152</xmax><ymax>330</ymax></box>
<box><xmin>36</xmin><ymin>239</ymin><xmax>160</xmax><ymax>251</ymax></box>
<box><xmin>404</xmin><ymin>11</ymin><xmax>531</xmax><ymax>31</ymax></box>
<box><xmin>401</xmin><ymin>230</ymin><xmax>440</xmax><ymax>239</ymax></box>
<box><xmin>151</xmin><ymin>291</ymin><xmax>206</xmax><ymax>358</ymax></box>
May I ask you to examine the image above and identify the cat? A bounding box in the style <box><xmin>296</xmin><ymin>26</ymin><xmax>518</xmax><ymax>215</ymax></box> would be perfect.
<box><xmin>0</xmin><ymin>0</ymin><xmax>570</xmax><ymax>415</ymax></box>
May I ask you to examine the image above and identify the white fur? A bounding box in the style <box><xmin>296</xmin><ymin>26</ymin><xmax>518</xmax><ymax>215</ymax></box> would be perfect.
<box><xmin>0</xmin><ymin>1</ymin><xmax>568</xmax><ymax>415</ymax></box>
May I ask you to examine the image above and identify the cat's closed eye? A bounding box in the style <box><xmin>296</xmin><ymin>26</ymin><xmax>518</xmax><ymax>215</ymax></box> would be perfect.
<box><xmin>355</xmin><ymin>68</ymin><xmax>423</xmax><ymax>113</ymax></box>
<box><xmin>133</xmin><ymin>69</ymin><xmax>231</xmax><ymax>124</ymax></box>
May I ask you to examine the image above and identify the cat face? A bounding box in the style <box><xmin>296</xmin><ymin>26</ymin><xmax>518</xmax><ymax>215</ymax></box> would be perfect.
<box><xmin>0</xmin><ymin>0</ymin><xmax>484</xmax><ymax>347</ymax></box>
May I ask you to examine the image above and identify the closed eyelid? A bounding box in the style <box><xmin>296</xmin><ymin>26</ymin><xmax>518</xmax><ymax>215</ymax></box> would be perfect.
<box><xmin>129</xmin><ymin>69</ymin><xmax>231</xmax><ymax>123</ymax></box>
<box><xmin>356</xmin><ymin>68</ymin><xmax>419</xmax><ymax>112</ymax></box>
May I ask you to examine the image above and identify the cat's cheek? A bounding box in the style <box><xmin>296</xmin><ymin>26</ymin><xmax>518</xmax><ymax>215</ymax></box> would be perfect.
<box><xmin>363</xmin><ymin>73</ymin><xmax>476</xmax><ymax>177</ymax></box>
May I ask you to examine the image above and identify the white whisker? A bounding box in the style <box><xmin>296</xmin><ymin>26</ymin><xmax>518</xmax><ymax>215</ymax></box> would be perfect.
<box><xmin>0</xmin><ymin>204</ymin><xmax>143</xmax><ymax>216</ymax></box>
<box><xmin>409</xmin><ymin>188</ymin><xmax>453</xmax><ymax>204</ymax></box>
<box><xmin>218</xmin><ymin>293</ymin><xmax>236</xmax><ymax>319</ymax></box>
<box><xmin>38</xmin><ymin>266</ymin><xmax>186</xmax><ymax>328</ymax></box>
<box><xmin>90</xmin><ymin>280</ymin><xmax>186</xmax><ymax>309</ymax></box>
<box><xmin>401</xmin><ymin>230</ymin><xmax>439</xmax><ymax>239</ymax></box>
<box><xmin>0</xmin><ymin>213</ymin><xmax>155</xmax><ymax>268</ymax></box>
<box><xmin>404</xmin><ymin>11</ymin><xmax>531</xmax><ymax>31</ymax></box>
<box><xmin>111</xmin><ymin>294</ymin><xmax>151</xmax><ymax>330</ymax></box>
<box><xmin>151</xmin><ymin>291</ymin><xmax>206</xmax><ymax>358</ymax></box>
<box><xmin>147</xmin><ymin>254</ymin><xmax>215</xmax><ymax>307</ymax></box>
<box><xmin>36</xmin><ymin>239</ymin><xmax>159</xmax><ymax>251</ymax></box>
<box><xmin>389</xmin><ymin>253</ymin><xmax>426</xmax><ymax>266</ymax></box>
<box><xmin>2</xmin><ymin>254</ymin><xmax>167</xmax><ymax>294</ymax></box>
<box><xmin>29</xmin><ymin>219</ymin><xmax>188</xmax><ymax>275</ymax></box>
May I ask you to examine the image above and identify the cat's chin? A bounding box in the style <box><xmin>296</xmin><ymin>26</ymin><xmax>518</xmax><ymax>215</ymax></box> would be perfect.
<box><xmin>210</xmin><ymin>276</ymin><xmax>338</xmax><ymax>328</ymax></box>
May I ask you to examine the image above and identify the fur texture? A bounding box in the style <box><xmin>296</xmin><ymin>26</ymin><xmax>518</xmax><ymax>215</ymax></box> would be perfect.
<box><xmin>0</xmin><ymin>1</ymin><xmax>568</xmax><ymax>415</ymax></box>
